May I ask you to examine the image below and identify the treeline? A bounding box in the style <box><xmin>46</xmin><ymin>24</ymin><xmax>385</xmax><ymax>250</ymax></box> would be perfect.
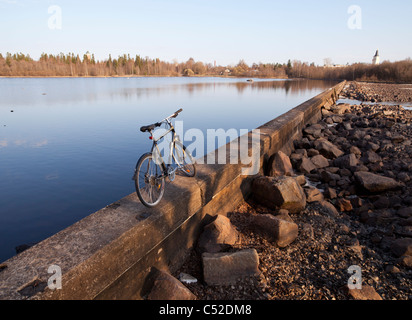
<box><xmin>0</xmin><ymin>52</ymin><xmax>287</xmax><ymax>78</ymax></box>
<box><xmin>0</xmin><ymin>52</ymin><xmax>411</xmax><ymax>83</ymax></box>
<box><xmin>287</xmin><ymin>59</ymin><xmax>412</xmax><ymax>83</ymax></box>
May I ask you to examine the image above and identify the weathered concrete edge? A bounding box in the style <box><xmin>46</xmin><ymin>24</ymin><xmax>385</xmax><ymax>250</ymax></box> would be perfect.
<box><xmin>0</xmin><ymin>81</ymin><xmax>346</xmax><ymax>300</ymax></box>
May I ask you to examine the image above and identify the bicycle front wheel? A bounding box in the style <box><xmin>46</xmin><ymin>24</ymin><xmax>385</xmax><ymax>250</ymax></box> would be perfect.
<box><xmin>173</xmin><ymin>141</ymin><xmax>196</xmax><ymax>177</ymax></box>
<box><xmin>135</xmin><ymin>153</ymin><xmax>165</xmax><ymax>207</ymax></box>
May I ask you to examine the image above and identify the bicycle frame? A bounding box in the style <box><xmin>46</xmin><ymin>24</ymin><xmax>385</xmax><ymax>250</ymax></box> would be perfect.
<box><xmin>149</xmin><ymin>118</ymin><xmax>181</xmax><ymax>176</ymax></box>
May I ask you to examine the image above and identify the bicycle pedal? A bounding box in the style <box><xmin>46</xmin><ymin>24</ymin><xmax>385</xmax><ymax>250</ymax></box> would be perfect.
<box><xmin>167</xmin><ymin>167</ymin><xmax>176</xmax><ymax>182</ymax></box>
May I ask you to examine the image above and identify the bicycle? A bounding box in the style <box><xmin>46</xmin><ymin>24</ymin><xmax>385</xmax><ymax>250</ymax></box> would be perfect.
<box><xmin>132</xmin><ymin>108</ymin><xmax>196</xmax><ymax>208</ymax></box>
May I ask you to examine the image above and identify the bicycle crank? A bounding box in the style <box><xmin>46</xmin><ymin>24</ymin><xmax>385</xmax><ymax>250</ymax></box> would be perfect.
<box><xmin>168</xmin><ymin>167</ymin><xmax>176</xmax><ymax>182</ymax></box>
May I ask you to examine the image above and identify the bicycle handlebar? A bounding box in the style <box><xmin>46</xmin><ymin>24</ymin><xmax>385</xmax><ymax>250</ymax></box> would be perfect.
<box><xmin>161</xmin><ymin>108</ymin><xmax>183</xmax><ymax>122</ymax></box>
<box><xmin>140</xmin><ymin>109</ymin><xmax>183</xmax><ymax>133</ymax></box>
<box><xmin>169</xmin><ymin>108</ymin><xmax>183</xmax><ymax>119</ymax></box>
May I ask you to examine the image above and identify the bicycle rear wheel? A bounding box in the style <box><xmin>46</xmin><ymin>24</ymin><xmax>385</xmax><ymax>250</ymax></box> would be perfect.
<box><xmin>134</xmin><ymin>153</ymin><xmax>165</xmax><ymax>207</ymax></box>
<box><xmin>173</xmin><ymin>141</ymin><xmax>196</xmax><ymax>177</ymax></box>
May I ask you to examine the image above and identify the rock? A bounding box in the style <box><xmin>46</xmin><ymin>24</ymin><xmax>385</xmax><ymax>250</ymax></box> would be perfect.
<box><xmin>342</xmin><ymin>122</ymin><xmax>352</xmax><ymax>130</ymax></box>
<box><xmin>331</xmin><ymin>103</ymin><xmax>350</xmax><ymax>115</ymax></box>
<box><xmin>293</xmin><ymin>174</ymin><xmax>307</xmax><ymax>186</ymax></box>
<box><xmin>275</xmin><ymin>209</ymin><xmax>294</xmax><ymax>223</ymax></box>
<box><xmin>304</xmin><ymin>124</ymin><xmax>323</xmax><ymax>138</ymax></box>
<box><xmin>373</xmin><ymin>196</ymin><xmax>390</xmax><ymax>209</ymax></box>
<box><xmin>367</xmin><ymin>142</ymin><xmax>380</xmax><ymax>152</ymax></box>
<box><xmin>307</xmin><ymin>148</ymin><xmax>319</xmax><ymax>157</ymax></box>
<box><xmin>350</xmin><ymin>146</ymin><xmax>362</xmax><ymax>156</ymax></box>
<box><xmin>333</xmin><ymin>153</ymin><xmax>359</xmax><ymax>169</ymax></box>
<box><xmin>397</xmin><ymin>255</ymin><xmax>412</xmax><ymax>269</ymax></box>
<box><xmin>251</xmin><ymin>214</ymin><xmax>298</xmax><ymax>247</ymax></box>
<box><xmin>354</xmin><ymin>172</ymin><xmax>403</xmax><ymax>193</ymax></box>
<box><xmin>391</xmin><ymin>238</ymin><xmax>412</xmax><ymax>257</ymax></box>
<box><xmin>391</xmin><ymin>134</ymin><xmax>405</xmax><ymax>144</ymax></box>
<box><xmin>268</xmin><ymin>151</ymin><xmax>294</xmax><ymax>177</ymax></box>
<box><xmin>198</xmin><ymin>215</ymin><xmax>240</xmax><ymax>253</ymax></box>
<box><xmin>335</xmin><ymin>198</ymin><xmax>353</xmax><ymax>212</ymax></box>
<box><xmin>347</xmin><ymin>285</ymin><xmax>383</xmax><ymax>300</ymax></box>
<box><xmin>324</xmin><ymin>187</ymin><xmax>337</xmax><ymax>199</ymax></box>
<box><xmin>397</xmin><ymin>207</ymin><xmax>412</xmax><ymax>218</ymax></box>
<box><xmin>397</xmin><ymin>172</ymin><xmax>410</xmax><ymax>183</ymax></box>
<box><xmin>313</xmin><ymin>138</ymin><xmax>344</xmax><ymax>159</ymax></box>
<box><xmin>304</xmin><ymin>187</ymin><xmax>324</xmax><ymax>203</ymax></box>
<box><xmin>301</xmin><ymin>223</ymin><xmax>314</xmax><ymax>240</ymax></box>
<box><xmin>320</xmin><ymin>170</ymin><xmax>341</xmax><ymax>183</ymax></box>
<box><xmin>350</xmin><ymin>196</ymin><xmax>364</xmax><ymax>208</ymax></box>
<box><xmin>299</xmin><ymin>157</ymin><xmax>317</xmax><ymax>174</ymax></box>
<box><xmin>147</xmin><ymin>270</ymin><xmax>197</xmax><ymax>300</ymax></box>
<box><xmin>310</xmin><ymin>155</ymin><xmax>329</xmax><ymax>169</ymax></box>
<box><xmin>362</xmin><ymin>151</ymin><xmax>382</xmax><ymax>164</ymax></box>
<box><xmin>202</xmin><ymin>249</ymin><xmax>260</xmax><ymax>286</ymax></box>
<box><xmin>252</xmin><ymin>176</ymin><xmax>307</xmax><ymax>213</ymax></box>
<box><xmin>294</xmin><ymin>137</ymin><xmax>312</xmax><ymax>150</ymax></box>
<box><xmin>318</xmin><ymin>200</ymin><xmax>339</xmax><ymax>217</ymax></box>
<box><xmin>385</xmin><ymin>265</ymin><xmax>401</xmax><ymax>274</ymax></box>
<box><xmin>295</xmin><ymin>149</ymin><xmax>308</xmax><ymax>157</ymax></box>
<box><xmin>290</xmin><ymin>152</ymin><xmax>304</xmax><ymax>168</ymax></box>
<box><xmin>399</xmin><ymin>217</ymin><xmax>412</xmax><ymax>226</ymax></box>
<box><xmin>332</xmin><ymin>115</ymin><xmax>343</xmax><ymax>123</ymax></box>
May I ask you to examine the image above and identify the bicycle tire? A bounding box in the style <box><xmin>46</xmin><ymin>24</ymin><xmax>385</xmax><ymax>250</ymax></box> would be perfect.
<box><xmin>134</xmin><ymin>153</ymin><xmax>165</xmax><ymax>207</ymax></box>
<box><xmin>173</xmin><ymin>141</ymin><xmax>196</xmax><ymax>177</ymax></box>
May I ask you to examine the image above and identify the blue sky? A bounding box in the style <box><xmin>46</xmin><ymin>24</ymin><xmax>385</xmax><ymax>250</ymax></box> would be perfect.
<box><xmin>0</xmin><ymin>0</ymin><xmax>411</xmax><ymax>66</ymax></box>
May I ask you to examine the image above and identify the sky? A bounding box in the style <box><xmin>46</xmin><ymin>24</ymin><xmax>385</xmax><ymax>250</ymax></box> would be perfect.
<box><xmin>0</xmin><ymin>0</ymin><xmax>411</xmax><ymax>66</ymax></box>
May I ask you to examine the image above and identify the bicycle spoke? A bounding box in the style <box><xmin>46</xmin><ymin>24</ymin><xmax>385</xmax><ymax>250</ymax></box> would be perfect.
<box><xmin>135</xmin><ymin>154</ymin><xmax>165</xmax><ymax>207</ymax></box>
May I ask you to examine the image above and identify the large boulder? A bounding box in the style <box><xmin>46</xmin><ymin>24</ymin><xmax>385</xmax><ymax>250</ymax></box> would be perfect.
<box><xmin>354</xmin><ymin>172</ymin><xmax>403</xmax><ymax>193</ymax></box>
<box><xmin>299</xmin><ymin>157</ymin><xmax>317</xmax><ymax>174</ymax></box>
<box><xmin>251</xmin><ymin>214</ymin><xmax>298</xmax><ymax>247</ymax></box>
<box><xmin>313</xmin><ymin>138</ymin><xmax>344</xmax><ymax>159</ymax></box>
<box><xmin>252</xmin><ymin>176</ymin><xmax>306</xmax><ymax>213</ymax></box>
<box><xmin>361</xmin><ymin>151</ymin><xmax>382</xmax><ymax>164</ymax></box>
<box><xmin>268</xmin><ymin>151</ymin><xmax>294</xmax><ymax>177</ymax></box>
<box><xmin>310</xmin><ymin>154</ymin><xmax>330</xmax><ymax>169</ymax></box>
<box><xmin>391</xmin><ymin>238</ymin><xmax>412</xmax><ymax>257</ymax></box>
<box><xmin>197</xmin><ymin>215</ymin><xmax>240</xmax><ymax>253</ymax></box>
<box><xmin>304</xmin><ymin>187</ymin><xmax>324</xmax><ymax>203</ymax></box>
<box><xmin>333</xmin><ymin>153</ymin><xmax>359</xmax><ymax>169</ymax></box>
<box><xmin>147</xmin><ymin>270</ymin><xmax>197</xmax><ymax>300</ymax></box>
<box><xmin>202</xmin><ymin>249</ymin><xmax>260</xmax><ymax>286</ymax></box>
<box><xmin>303</xmin><ymin>124</ymin><xmax>323</xmax><ymax>138</ymax></box>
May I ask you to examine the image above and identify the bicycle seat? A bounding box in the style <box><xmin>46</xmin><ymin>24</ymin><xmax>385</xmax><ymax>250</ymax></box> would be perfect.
<box><xmin>140</xmin><ymin>122</ymin><xmax>161</xmax><ymax>132</ymax></box>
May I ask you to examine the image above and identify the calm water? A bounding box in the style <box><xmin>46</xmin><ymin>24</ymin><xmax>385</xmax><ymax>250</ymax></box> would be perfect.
<box><xmin>0</xmin><ymin>77</ymin><xmax>336</xmax><ymax>262</ymax></box>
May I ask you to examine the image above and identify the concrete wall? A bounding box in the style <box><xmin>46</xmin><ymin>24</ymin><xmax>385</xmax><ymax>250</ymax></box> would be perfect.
<box><xmin>0</xmin><ymin>81</ymin><xmax>346</xmax><ymax>300</ymax></box>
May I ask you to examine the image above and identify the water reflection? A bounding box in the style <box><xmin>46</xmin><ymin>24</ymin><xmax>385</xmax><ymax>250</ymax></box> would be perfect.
<box><xmin>109</xmin><ymin>79</ymin><xmax>337</xmax><ymax>100</ymax></box>
<box><xmin>0</xmin><ymin>78</ymin><xmax>336</xmax><ymax>107</ymax></box>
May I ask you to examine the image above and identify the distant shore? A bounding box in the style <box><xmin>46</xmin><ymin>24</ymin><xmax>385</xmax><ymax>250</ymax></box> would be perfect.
<box><xmin>0</xmin><ymin>74</ymin><xmax>288</xmax><ymax>80</ymax></box>
<box><xmin>1</xmin><ymin>76</ymin><xmax>411</xmax><ymax>86</ymax></box>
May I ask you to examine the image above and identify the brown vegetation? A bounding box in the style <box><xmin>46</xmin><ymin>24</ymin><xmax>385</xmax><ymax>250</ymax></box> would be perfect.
<box><xmin>1</xmin><ymin>52</ymin><xmax>411</xmax><ymax>83</ymax></box>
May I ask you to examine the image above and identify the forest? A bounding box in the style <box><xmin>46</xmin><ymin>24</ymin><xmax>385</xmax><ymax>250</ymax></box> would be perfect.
<box><xmin>0</xmin><ymin>52</ymin><xmax>411</xmax><ymax>83</ymax></box>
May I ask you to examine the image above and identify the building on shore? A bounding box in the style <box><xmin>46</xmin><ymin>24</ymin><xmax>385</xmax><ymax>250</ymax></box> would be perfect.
<box><xmin>372</xmin><ymin>50</ymin><xmax>380</xmax><ymax>65</ymax></box>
